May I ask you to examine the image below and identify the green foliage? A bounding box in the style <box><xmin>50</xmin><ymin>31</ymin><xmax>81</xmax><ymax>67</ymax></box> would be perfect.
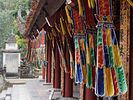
<box><xmin>15</xmin><ymin>35</ymin><xmax>26</xmax><ymax>49</ymax></box>
<box><xmin>15</xmin><ymin>34</ymin><xmax>27</xmax><ymax>57</ymax></box>
<box><xmin>0</xmin><ymin>0</ymin><xmax>30</xmax><ymax>48</ymax></box>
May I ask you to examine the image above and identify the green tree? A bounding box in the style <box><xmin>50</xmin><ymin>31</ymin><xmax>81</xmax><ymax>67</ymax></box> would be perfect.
<box><xmin>0</xmin><ymin>0</ymin><xmax>30</xmax><ymax>54</ymax></box>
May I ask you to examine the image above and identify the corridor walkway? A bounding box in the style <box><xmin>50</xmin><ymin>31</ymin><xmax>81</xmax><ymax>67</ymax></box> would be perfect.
<box><xmin>0</xmin><ymin>78</ymin><xmax>79</xmax><ymax>100</ymax></box>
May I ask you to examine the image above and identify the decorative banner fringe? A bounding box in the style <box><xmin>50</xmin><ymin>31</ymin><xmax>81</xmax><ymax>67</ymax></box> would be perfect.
<box><xmin>112</xmin><ymin>29</ymin><xmax>127</xmax><ymax>94</ymax></box>
<box><xmin>127</xmin><ymin>0</ymin><xmax>133</xmax><ymax>7</ymax></box>
<box><xmin>65</xmin><ymin>5</ymin><xmax>73</xmax><ymax>24</ymax></box>
<box><xmin>104</xmin><ymin>67</ymin><xmax>114</xmax><ymax>96</ymax></box>
<box><xmin>95</xmin><ymin>24</ymin><xmax>127</xmax><ymax>97</ymax></box>
<box><xmin>86</xmin><ymin>33</ymin><xmax>96</xmax><ymax>88</ymax></box>
<box><xmin>79</xmin><ymin>38</ymin><xmax>87</xmax><ymax>84</ymax></box>
<box><xmin>74</xmin><ymin>36</ymin><xmax>83</xmax><ymax>84</ymax></box>
<box><xmin>60</xmin><ymin>17</ymin><xmax>66</xmax><ymax>36</ymax></box>
<box><xmin>86</xmin><ymin>35</ymin><xmax>92</xmax><ymax>87</ymax></box>
<box><xmin>88</xmin><ymin>0</ymin><xmax>96</xmax><ymax>8</ymax></box>
<box><xmin>77</xmin><ymin>0</ymin><xmax>84</xmax><ymax>16</ymax></box>
<box><xmin>95</xmin><ymin>28</ymin><xmax>104</xmax><ymax>97</ymax></box>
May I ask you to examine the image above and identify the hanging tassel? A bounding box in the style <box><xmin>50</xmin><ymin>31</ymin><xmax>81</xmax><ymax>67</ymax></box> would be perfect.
<box><xmin>111</xmin><ymin>67</ymin><xmax>119</xmax><ymax>95</ymax></box>
<box><xmin>79</xmin><ymin>38</ymin><xmax>86</xmax><ymax>84</ymax></box>
<box><xmin>96</xmin><ymin>67</ymin><xmax>104</xmax><ymax>96</ymax></box>
<box><xmin>55</xmin><ymin>22</ymin><xmax>61</xmax><ymax>33</ymax></box>
<box><xmin>95</xmin><ymin>28</ymin><xmax>104</xmax><ymax>96</ymax></box>
<box><xmin>89</xmin><ymin>34</ymin><xmax>96</xmax><ymax>87</ymax></box>
<box><xmin>69</xmin><ymin>50</ymin><xmax>75</xmax><ymax>79</ymax></box>
<box><xmin>91</xmin><ymin>0</ymin><xmax>95</xmax><ymax>8</ymax></box>
<box><xmin>86</xmin><ymin>35</ymin><xmax>92</xmax><ymax>88</ymax></box>
<box><xmin>77</xmin><ymin>0</ymin><xmax>84</xmax><ymax>16</ymax></box>
<box><xmin>127</xmin><ymin>0</ymin><xmax>133</xmax><ymax>7</ymax></box>
<box><xmin>106</xmin><ymin>28</ymin><xmax>119</xmax><ymax>96</ymax></box>
<box><xmin>88</xmin><ymin>0</ymin><xmax>91</xmax><ymax>8</ymax></box>
<box><xmin>111</xmin><ymin>30</ymin><xmax>127</xmax><ymax>94</ymax></box>
<box><xmin>104</xmin><ymin>67</ymin><xmax>114</xmax><ymax>96</ymax></box>
<box><xmin>116</xmin><ymin>67</ymin><xmax>127</xmax><ymax>94</ymax></box>
<box><xmin>65</xmin><ymin>5</ymin><xmax>73</xmax><ymax>24</ymax></box>
<box><xmin>86</xmin><ymin>34</ymin><xmax>95</xmax><ymax>88</ymax></box>
<box><xmin>65</xmin><ymin>21</ymin><xmax>72</xmax><ymax>37</ymax></box>
<box><xmin>60</xmin><ymin>17</ymin><xmax>66</xmax><ymax>45</ymax></box>
<box><xmin>103</xmin><ymin>28</ymin><xmax>114</xmax><ymax>96</ymax></box>
<box><xmin>74</xmin><ymin>36</ymin><xmax>83</xmax><ymax>84</ymax></box>
<box><xmin>60</xmin><ymin>17</ymin><xmax>66</xmax><ymax>36</ymax></box>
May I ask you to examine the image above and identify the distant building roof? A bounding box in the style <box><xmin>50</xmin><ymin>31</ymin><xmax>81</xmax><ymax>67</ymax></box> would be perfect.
<box><xmin>6</xmin><ymin>36</ymin><xmax>16</xmax><ymax>43</ymax></box>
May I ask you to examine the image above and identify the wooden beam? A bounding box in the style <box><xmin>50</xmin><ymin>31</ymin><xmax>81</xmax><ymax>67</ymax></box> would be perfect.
<box><xmin>25</xmin><ymin>0</ymin><xmax>47</xmax><ymax>35</ymax></box>
<box><xmin>44</xmin><ymin>0</ymin><xmax>65</xmax><ymax>16</ymax></box>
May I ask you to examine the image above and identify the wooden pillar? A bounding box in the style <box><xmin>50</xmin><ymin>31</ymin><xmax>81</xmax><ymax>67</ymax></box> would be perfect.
<box><xmin>129</xmin><ymin>8</ymin><xmax>133</xmax><ymax>100</ymax></box>
<box><xmin>47</xmin><ymin>40</ymin><xmax>52</xmax><ymax>83</ymax></box>
<box><xmin>64</xmin><ymin>40</ymin><xmax>73</xmax><ymax>97</ymax></box>
<box><xmin>42</xmin><ymin>64</ymin><xmax>45</xmax><ymax>80</ymax></box>
<box><xmin>85</xmin><ymin>88</ymin><xmax>97</xmax><ymax>100</ymax></box>
<box><xmin>64</xmin><ymin>73</ymin><xmax>73</xmax><ymax>97</ymax></box>
<box><xmin>54</xmin><ymin>43</ymin><xmax>61</xmax><ymax>88</ymax></box>
<box><xmin>119</xmin><ymin>1</ymin><xmax>130</xmax><ymax>100</ymax></box>
<box><xmin>46</xmin><ymin>40</ymin><xmax>49</xmax><ymax>83</ymax></box>
<box><xmin>53</xmin><ymin>68</ymin><xmax>55</xmax><ymax>88</ymax></box>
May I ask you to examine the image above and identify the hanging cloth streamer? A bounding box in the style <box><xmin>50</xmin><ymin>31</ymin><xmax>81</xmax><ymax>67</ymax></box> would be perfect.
<box><xmin>60</xmin><ymin>17</ymin><xmax>66</xmax><ymax>36</ymax></box>
<box><xmin>65</xmin><ymin>5</ymin><xmax>73</xmax><ymax>24</ymax></box>
<box><xmin>86</xmin><ymin>33</ymin><xmax>96</xmax><ymax>88</ymax></box>
<box><xmin>94</xmin><ymin>0</ymin><xmax>126</xmax><ymax>97</ymax></box>
<box><xmin>95</xmin><ymin>28</ymin><xmax>104</xmax><ymax>97</ymax></box>
<box><xmin>77</xmin><ymin>0</ymin><xmax>84</xmax><ymax>16</ymax></box>
<box><xmin>66</xmin><ymin>39</ymin><xmax>75</xmax><ymax>79</ymax></box>
<box><xmin>111</xmin><ymin>29</ymin><xmax>127</xmax><ymax>94</ymax></box>
<box><xmin>79</xmin><ymin>37</ymin><xmax>87</xmax><ymax>84</ymax></box>
<box><xmin>88</xmin><ymin>0</ymin><xmax>96</xmax><ymax>8</ymax></box>
<box><xmin>127</xmin><ymin>0</ymin><xmax>133</xmax><ymax>7</ymax></box>
<box><xmin>74</xmin><ymin>36</ymin><xmax>83</xmax><ymax>84</ymax></box>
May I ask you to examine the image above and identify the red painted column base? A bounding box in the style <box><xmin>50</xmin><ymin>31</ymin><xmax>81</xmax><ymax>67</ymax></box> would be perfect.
<box><xmin>64</xmin><ymin>73</ymin><xmax>73</xmax><ymax>97</ymax></box>
<box><xmin>85</xmin><ymin>88</ymin><xmax>97</xmax><ymax>100</ymax></box>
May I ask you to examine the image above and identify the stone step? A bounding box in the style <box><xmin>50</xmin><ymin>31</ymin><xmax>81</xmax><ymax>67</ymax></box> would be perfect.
<box><xmin>11</xmin><ymin>85</ymin><xmax>31</xmax><ymax>100</ymax></box>
<box><xmin>5</xmin><ymin>87</ymin><xmax>12</xmax><ymax>100</ymax></box>
<box><xmin>6</xmin><ymin>87</ymin><xmax>12</xmax><ymax>96</ymax></box>
<box><xmin>0</xmin><ymin>90</ymin><xmax>7</xmax><ymax>100</ymax></box>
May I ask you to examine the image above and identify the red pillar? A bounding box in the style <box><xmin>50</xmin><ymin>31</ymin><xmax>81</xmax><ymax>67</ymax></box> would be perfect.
<box><xmin>53</xmin><ymin>68</ymin><xmax>55</xmax><ymax>88</ymax></box>
<box><xmin>46</xmin><ymin>39</ymin><xmax>49</xmax><ymax>83</ymax></box>
<box><xmin>54</xmin><ymin>43</ymin><xmax>61</xmax><ymax>88</ymax></box>
<box><xmin>42</xmin><ymin>65</ymin><xmax>45</xmax><ymax>80</ymax></box>
<box><xmin>85</xmin><ymin>88</ymin><xmax>97</xmax><ymax>100</ymax></box>
<box><xmin>64</xmin><ymin>73</ymin><xmax>73</xmax><ymax>97</ymax></box>
<box><xmin>64</xmin><ymin>40</ymin><xmax>73</xmax><ymax>97</ymax></box>
<box><xmin>48</xmin><ymin>40</ymin><xmax>52</xmax><ymax>83</ymax></box>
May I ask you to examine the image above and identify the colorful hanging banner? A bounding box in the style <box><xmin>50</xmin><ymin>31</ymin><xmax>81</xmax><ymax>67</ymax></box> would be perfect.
<box><xmin>95</xmin><ymin>0</ymin><xmax>127</xmax><ymax>97</ymax></box>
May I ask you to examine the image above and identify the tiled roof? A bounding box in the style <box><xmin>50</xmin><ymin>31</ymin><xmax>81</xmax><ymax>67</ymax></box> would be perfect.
<box><xmin>24</xmin><ymin>0</ymin><xmax>42</xmax><ymax>36</ymax></box>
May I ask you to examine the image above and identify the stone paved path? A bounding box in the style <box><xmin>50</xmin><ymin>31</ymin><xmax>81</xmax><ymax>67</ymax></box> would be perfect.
<box><xmin>3</xmin><ymin>79</ymin><xmax>80</xmax><ymax>100</ymax></box>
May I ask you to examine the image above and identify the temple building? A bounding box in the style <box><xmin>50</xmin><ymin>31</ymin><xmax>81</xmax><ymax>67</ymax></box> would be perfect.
<box><xmin>18</xmin><ymin>0</ymin><xmax>133</xmax><ymax>100</ymax></box>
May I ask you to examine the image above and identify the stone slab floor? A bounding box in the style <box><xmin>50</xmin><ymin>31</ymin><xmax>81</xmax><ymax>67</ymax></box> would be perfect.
<box><xmin>1</xmin><ymin>78</ymin><xmax>79</xmax><ymax>100</ymax></box>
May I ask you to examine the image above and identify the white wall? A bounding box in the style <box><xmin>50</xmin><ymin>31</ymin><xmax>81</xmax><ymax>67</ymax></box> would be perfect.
<box><xmin>3</xmin><ymin>53</ymin><xmax>20</xmax><ymax>73</ymax></box>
